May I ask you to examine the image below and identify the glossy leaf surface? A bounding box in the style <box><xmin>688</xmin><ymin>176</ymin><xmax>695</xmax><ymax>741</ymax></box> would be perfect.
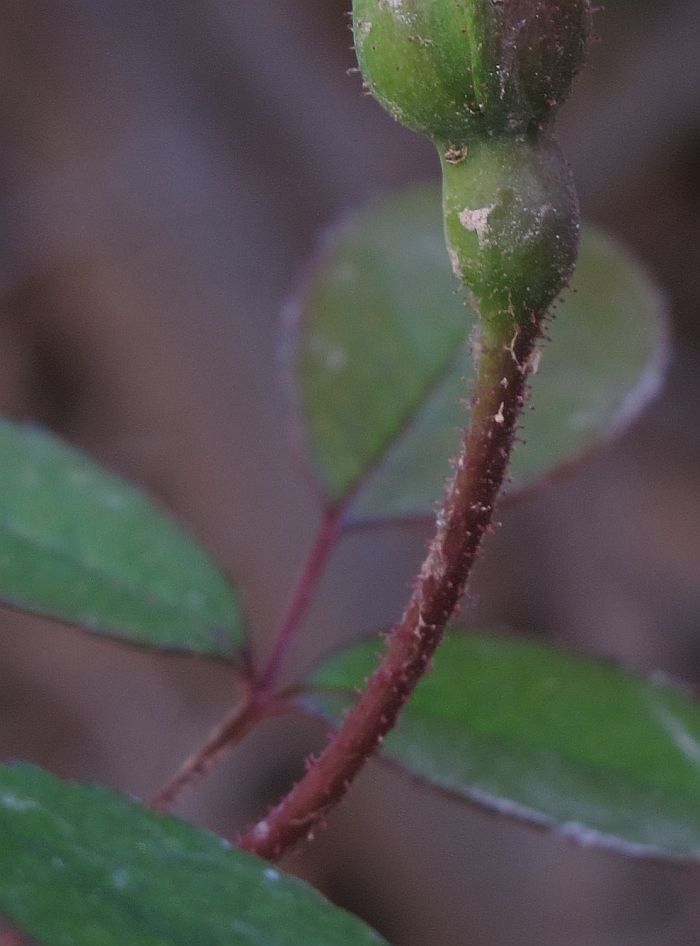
<box><xmin>0</xmin><ymin>764</ymin><xmax>386</xmax><ymax>946</ymax></box>
<box><xmin>303</xmin><ymin>633</ymin><xmax>700</xmax><ymax>859</ymax></box>
<box><xmin>0</xmin><ymin>419</ymin><xmax>242</xmax><ymax>659</ymax></box>
<box><xmin>291</xmin><ymin>185</ymin><xmax>666</xmax><ymax>521</ymax></box>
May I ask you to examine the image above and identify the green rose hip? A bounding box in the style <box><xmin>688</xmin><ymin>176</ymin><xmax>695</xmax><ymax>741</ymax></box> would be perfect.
<box><xmin>352</xmin><ymin>0</ymin><xmax>589</xmax><ymax>330</ymax></box>
<box><xmin>441</xmin><ymin>135</ymin><xmax>580</xmax><ymax>328</ymax></box>
<box><xmin>353</xmin><ymin>0</ymin><xmax>591</xmax><ymax>143</ymax></box>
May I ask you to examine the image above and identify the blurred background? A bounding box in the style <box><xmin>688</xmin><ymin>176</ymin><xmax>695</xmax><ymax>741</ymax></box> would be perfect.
<box><xmin>1</xmin><ymin>1</ymin><xmax>699</xmax><ymax>943</ymax></box>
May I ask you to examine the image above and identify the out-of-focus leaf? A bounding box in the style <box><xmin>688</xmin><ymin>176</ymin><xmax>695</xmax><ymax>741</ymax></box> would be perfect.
<box><xmin>0</xmin><ymin>764</ymin><xmax>386</xmax><ymax>946</ymax></box>
<box><xmin>0</xmin><ymin>419</ymin><xmax>242</xmax><ymax>659</ymax></box>
<box><xmin>302</xmin><ymin>632</ymin><xmax>700</xmax><ymax>860</ymax></box>
<box><xmin>290</xmin><ymin>184</ymin><xmax>666</xmax><ymax>521</ymax></box>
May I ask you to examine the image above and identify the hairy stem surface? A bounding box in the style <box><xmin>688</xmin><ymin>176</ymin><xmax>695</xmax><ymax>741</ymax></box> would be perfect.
<box><xmin>239</xmin><ymin>318</ymin><xmax>540</xmax><ymax>860</ymax></box>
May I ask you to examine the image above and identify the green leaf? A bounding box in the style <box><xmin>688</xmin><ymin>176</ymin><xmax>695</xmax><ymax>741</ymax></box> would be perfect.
<box><xmin>0</xmin><ymin>764</ymin><xmax>386</xmax><ymax>946</ymax></box>
<box><xmin>0</xmin><ymin>419</ymin><xmax>243</xmax><ymax>659</ymax></box>
<box><xmin>291</xmin><ymin>184</ymin><xmax>666</xmax><ymax>521</ymax></box>
<box><xmin>302</xmin><ymin>632</ymin><xmax>700</xmax><ymax>860</ymax></box>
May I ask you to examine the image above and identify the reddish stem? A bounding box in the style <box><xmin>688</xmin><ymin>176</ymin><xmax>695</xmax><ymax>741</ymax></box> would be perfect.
<box><xmin>0</xmin><ymin>930</ymin><xmax>24</xmax><ymax>946</ymax></box>
<box><xmin>152</xmin><ymin>511</ymin><xmax>344</xmax><ymax>810</ymax></box>
<box><xmin>257</xmin><ymin>509</ymin><xmax>345</xmax><ymax>692</ymax></box>
<box><xmin>151</xmin><ymin>688</ymin><xmax>277</xmax><ymax>811</ymax></box>
<box><xmin>238</xmin><ymin>321</ymin><xmax>539</xmax><ymax>860</ymax></box>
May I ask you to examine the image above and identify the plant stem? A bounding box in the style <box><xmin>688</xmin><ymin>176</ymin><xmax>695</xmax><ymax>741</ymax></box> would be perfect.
<box><xmin>0</xmin><ymin>930</ymin><xmax>24</xmax><ymax>946</ymax></box>
<box><xmin>238</xmin><ymin>318</ymin><xmax>540</xmax><ymax>860</ymax></box>
<box><xmin>152</xmin><ymin>513</ymin><xmax>344</xmax><ymax>810</ymax></box>
<box><xmin>256</xmin><ymin>509</ymin><xmax>345</xmax><ymax>693</ymax></box>
<box><xmin>151</xmin><ymin>687</ymin><xmax>276</xmax><ymax>811</ymax></box>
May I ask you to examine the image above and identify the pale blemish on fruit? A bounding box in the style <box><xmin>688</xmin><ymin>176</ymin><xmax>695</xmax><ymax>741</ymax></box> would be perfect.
<box><xmin>458</xmin><ymin>204</ymin><xmax>496</xmax><ymax>248</ymax></box>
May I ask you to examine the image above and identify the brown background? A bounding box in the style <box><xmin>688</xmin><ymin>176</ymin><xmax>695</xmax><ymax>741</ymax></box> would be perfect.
<box><xmin>1</xmin><ymin>1</ymin><xmax>700</xmax><ymax>943</ymax></box>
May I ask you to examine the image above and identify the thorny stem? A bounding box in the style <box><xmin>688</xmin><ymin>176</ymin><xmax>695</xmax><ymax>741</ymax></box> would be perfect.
<box><xmin>152</xmin><ymin>512</ymin><xmax>344</xmax><ymax>810</ymax></box>
<box><xmin>238</xmin><ymin>317</ymin><xmax>540</xmax><ymax>860</ymax></box>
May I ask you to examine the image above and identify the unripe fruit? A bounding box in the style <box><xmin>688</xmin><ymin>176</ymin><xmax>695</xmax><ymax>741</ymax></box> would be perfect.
<box><xmin>441</xmin><ymin>135</ymin><xmax>579</xmax><ymax>327</ymax></box>
<box><xmin>353</xmin><ymin>0</ymin><xmax>590</xmax><ymax>144</ymax></box>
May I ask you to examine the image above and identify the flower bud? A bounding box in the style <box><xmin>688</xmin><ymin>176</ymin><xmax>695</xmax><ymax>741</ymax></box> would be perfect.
<box><xmin>441</xmin><ymin>135</ymin><xmax>579</xmax><ymax>326</ymax></box>
<box><xmin>353</xmin><ymin>0</ymin><xmax>590</xmax><ymax>144</ymax></box>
